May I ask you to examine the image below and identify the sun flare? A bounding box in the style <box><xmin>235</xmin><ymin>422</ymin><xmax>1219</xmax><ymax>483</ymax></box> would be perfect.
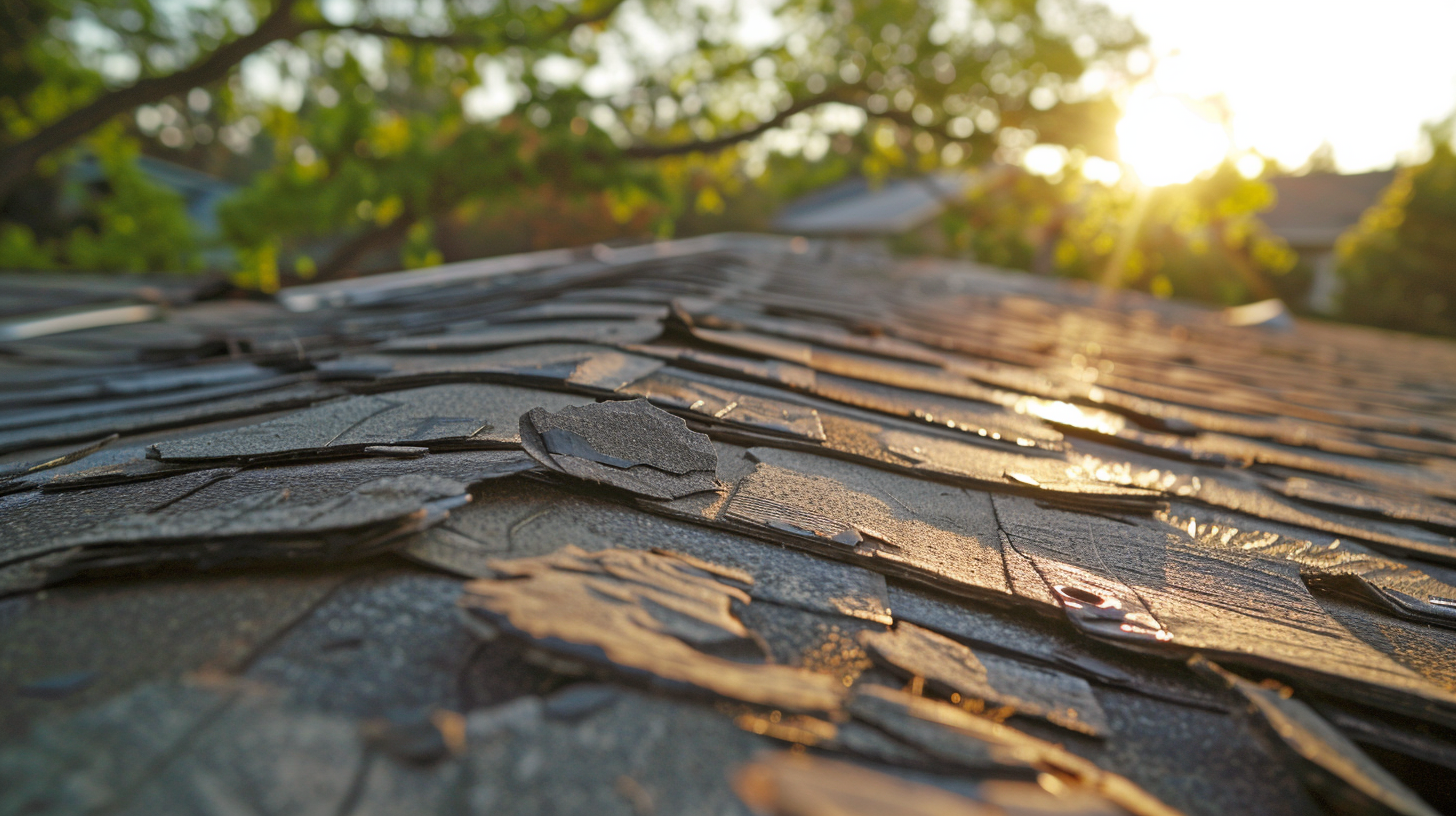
<box><xmin>1116</xmin><ymin>96</ymin><xmax>1229</xmax><ymax>187</ymax></box>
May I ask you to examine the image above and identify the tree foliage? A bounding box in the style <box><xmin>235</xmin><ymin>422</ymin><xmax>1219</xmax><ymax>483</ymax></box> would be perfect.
<box><xmin>0</xmin><ymin>125</ymin><xmax>203</xmax><ymax>271</ymax></box>
<box><xmin>1335</xmin><ymin>122</ymin><xmax>1456</xmax><ymax>336</ymax></box>
<box><xmin>927</xmin><ymin>159</ymin><xmax>1297</xmax><ymax>305</ymax></box>
<box><xmin>1</xmin><ymin>0</ymin><xmax>1143</xmax><ymax>280</ymax></box>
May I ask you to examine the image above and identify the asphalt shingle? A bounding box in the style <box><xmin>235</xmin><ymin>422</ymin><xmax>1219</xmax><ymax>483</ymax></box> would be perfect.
<box><xmin>3</xmin><ymin>234</ymin><xmax>1455</xmax><ymax>815</ymax></box>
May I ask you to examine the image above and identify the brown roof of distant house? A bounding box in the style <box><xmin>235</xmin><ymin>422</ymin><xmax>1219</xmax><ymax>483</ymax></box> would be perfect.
<box><xmin>1263</xmin><ymin>170</ymin><xmax>1397</xmax><ymax>248</ymax></box>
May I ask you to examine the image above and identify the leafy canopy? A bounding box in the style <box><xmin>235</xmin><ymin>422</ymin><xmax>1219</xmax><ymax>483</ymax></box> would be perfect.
<box><xmin>924</xmin><ymin>157</ymin><xmax>1296</xmax><ymax>306</ymax></box>
<box><xmin>1</xmin><ymin>0</ymin><xmax>1142</xmax><ymax>282</ymax></box>
<box><xmin>1336</xmin><ymin>120</ymin><xmax>1456</xmax><ymax>336</ymax></box>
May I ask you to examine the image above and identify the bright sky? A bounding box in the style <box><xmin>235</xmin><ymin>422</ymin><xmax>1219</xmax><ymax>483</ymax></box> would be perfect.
<box><xmin>1101</xmin><ymin>0</ymin><xmax>1456</xmax><ymax>172</ymax></box>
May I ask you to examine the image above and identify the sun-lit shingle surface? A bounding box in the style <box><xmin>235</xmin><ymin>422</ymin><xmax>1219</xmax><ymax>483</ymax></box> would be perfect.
<box><xmin>3</xmin><ymin>235</ymin><xmax>1456</xmax><ymax>816</ymax></box>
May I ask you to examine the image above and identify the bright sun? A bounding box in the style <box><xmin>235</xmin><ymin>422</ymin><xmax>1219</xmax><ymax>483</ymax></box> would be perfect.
<box><xmin>1116</xmin><ymin>96</ymin><xmax>1229</xmax><ymax>187</ymax></box>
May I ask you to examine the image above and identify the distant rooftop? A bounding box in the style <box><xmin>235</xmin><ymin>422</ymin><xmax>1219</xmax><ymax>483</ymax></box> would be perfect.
<box><xmin>1263</xmin><ymin>170</ymin><xmax>1396</xmax><ymax>248</ymax></box>
<box><xmin>776</xmin><ymin>168</ymin><xmax>1400</xmax><ymax>259</ymax></box>
<box><xmin>772</xmin><ymin>173</ymin><xmax>972</xmax><ymax>235</ymax></box>
<box><xmin>71</xmin><ymin>155</ymin><xmax>237</xmax><ymax>237</ymax></box>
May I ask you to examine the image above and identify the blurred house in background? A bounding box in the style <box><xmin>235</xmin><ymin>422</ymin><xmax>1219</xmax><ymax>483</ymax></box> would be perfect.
<box><xmin>1262</xmin><ymin>170</ymin><xmax>1396</xmax><ymax>313</ymax></box>
<box><xmin>774</xmin><ymin>167</ymin><xmax>1401</xmax><ymax>316</ymax></box>
<box><xmin>771</xmin><ymin>172</ymin><xmax>975</xmax><ymax>251</ymax></box>
<box><xmin>62</xmin><ymin>154</ymin><xmax>239</xmax><ymax>269</ymax></box>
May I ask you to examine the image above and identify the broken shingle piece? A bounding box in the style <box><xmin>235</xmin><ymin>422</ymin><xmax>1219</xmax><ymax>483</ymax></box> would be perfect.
<box><xmin>810</xmin><ymin>370</ymin><xmax>1064</xmax><ymax>449</ymax></box>
<box><xmin>460</xmin><ymin>687</ymin><xmax>768</xmax><ymax>816</ymax></box>
<box><xmin>997</xmin><ymin>494</ymin><xmax>1456</xmax><ymax>726</ymax></box>
<box><xmin>364</xmin><ymin>445</ymin><xmax>430</xmax><ymax>458</ymax></box>
<box><xmin>1194</xmin><ymin>658</ymin><xmax>1440</xmax><ymax>816</ymax></box>
<box><xmin>152</xmin><ymin>384</ymin><xmax>593</xmax><ymax>463</ymax></box>
<box><xmin>402</xmin><ymin>478</ymin><xmax>892</xmax><ymax>624</ymax></box>
<box><xmin>0</xmin><ymin>360</ymin><xmax>276</xmax><ymax>410</ymax></box>
<box><xmin>0</xmin><ymin>382</ymin><xmax>338</xmax><ymax>457</ymax></box>
<box><xmin>1269</xmin><ymin>476</ymin><xmax>1456</xmax><ymax>535</ymax></box>
<box><xmin>1165</xmin><ymin>504</ymin><xmax>1456</xmax><ymax>631</ymax></box>
<box><xmin>718</xmin><ymin>447</ymin><xmax>1010</xmax><ymax>600</ymax></box>
<box><xmin>1071</xmin><ymin>448</ymin><xmax>1456</xmax><ymax>567</ymax></box>
<box><xmin>846</xmin><ymin>685</ymin><xmax>1181</xmax><ymax>816</ymax></box>
<box><xmin>457</xmin><ymin>547</ymin><xmax>845</xmax><ymax>712</ymax></box>
<box><xmin>882</xmin><ymin>582</ymin><xmax>1231</xmax><ymax>711</ymax></box>
<box><xmin>0</xmin><ymin>374</ymin><xmax>309</xmax><ymax>435</ymax></box>
<box><xmin>519</xmin><ymin>398</ymin><xmax>720</xmax><ymax>500</ymax></box>
<box><xmin>13</xmin><ymin>443</ymin><xmax>205</xmax><ymax>493</ymax></box>
<box><xmin>377</xmin><ymin>318</ymin><xmax>663</xmax><ymax>352</ymax></box>
<box><xmin>2</xmin><ymin>451</ymin><xmax>534</xmax><ymax>592</ymax></box>
<box><xmin>734</xmin><ymin>601</ymin><xmax>882</xmax><ymax>688</ymax></box>
<box><xmin>321</xmin><ymin>343</ymin><xmax>668</xmax><ymax>393</ymax></box>
<box><xmin>857</xmin><ymin>621</ymin><xmax>1109</xmax><ymax>737</ymax></box>
<box><xmin>0</xmin><ymin>433</ymin><xmax>118</xmax><ymax>484</ymax></box>
<box><xmin>486</xmin><ymin>301</ymin><xmax>670</xmax><ymax>322</ymax></box>
<box><xmin>618</xmin><ymin>367</ymin><xmax>827</xmax><ymax>442</ymax></box>
<box><xmin>992</xmin><ymin>493</ymin><xmax>1174</xmax><ymax>644</ymax></box>
<box><xmin>733</xmin><ymin>751</ymin><xmax>1006</xmax><ymax>816</ymax></box>
<box><xmin>0</xmin><ymin>468</ymin><xmax>234</xmax><ymax>585</ymax></box>
<box><xmin>736</xmin><ymin>749</ymin><xmax>1151</xmax><ymax>815</ymax></box>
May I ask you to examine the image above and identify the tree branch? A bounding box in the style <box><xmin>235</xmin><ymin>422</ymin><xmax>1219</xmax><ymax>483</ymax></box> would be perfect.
<box><xmin>325</xmin><ymin>0</ymin><xmax>632</xmax><ymax>47</ymax></box>
<box><xmin>549</xmin><ymin>0</ymin><xmax>630</xmax><ymax>34</ymax></box>
<box><xmin>0</xmin><ymin>0</ymin><xmax>304</xmax><ymax>204</ymax></box>
<box><xmin>622</xmin><ymin>90</ymin><xmax>856</xmax><ymax>159</ymax></box>
<box><xmin>302</xmin><ymin>23</ymin><xmax>470</xmax><ymax>45</ymax></box>
<box><xmin>0</xmin><ymin>0</ymin><xmax>634</xmax><ymax>205</ymax></box>
<box><xmin>314</xmin><ymin>214</ymin><xmax>417</xmax><ymax>280</ymax></box>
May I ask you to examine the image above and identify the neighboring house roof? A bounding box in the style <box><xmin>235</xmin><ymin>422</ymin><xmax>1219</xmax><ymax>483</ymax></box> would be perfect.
<box><xmin>1263</xmin><ymin>170</ymin><xmax>1396</xmax><ymax>249</ymax></box>
<box><xmin>777</xmin><ymin>169</ymin><xmax>1400</xmax><ymax>256</ymax></box>
<box><xmin>71</xmin><ymin>154</ymin><xmax>237</xmax><ymax>237</ymax></box>
<box><xmin>135</xmin><ymin>156</ymin><xmax>238</xmax><ymax>237</ymax></box>
<box><xmin>772</xmin><ymin>173</ymin><xmax>972</xmax><ymax>234</ymax></box>
<box><xmin>2</xmin><ymin>234</ymin><xmax>1456</xmax><ymax>816</ymax></box>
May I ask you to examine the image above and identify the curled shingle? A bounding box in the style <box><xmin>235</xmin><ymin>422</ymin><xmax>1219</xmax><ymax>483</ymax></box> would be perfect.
<box><xmin>458</xmin><ymin>547</ymin><xmax>844</xmax><ymax>712</ymax></box>
<box><xmin>858</xmin><ymin>621</ymin><xmax>1109</xmax><ymax>737</ymax></box>
<box><xmin>519</xmin><ymin>399</ymin><xmax>720</xmax><ymax>500</ymax></box>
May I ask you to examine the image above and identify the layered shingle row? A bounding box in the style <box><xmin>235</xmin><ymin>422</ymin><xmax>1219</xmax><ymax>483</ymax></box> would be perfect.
<box><xmin>3</xmin><ymin>235</ymin><xmax>1455</xmax><ymax>816</ymax></box>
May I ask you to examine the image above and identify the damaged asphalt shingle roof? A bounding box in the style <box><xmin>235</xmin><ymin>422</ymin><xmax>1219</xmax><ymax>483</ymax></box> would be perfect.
<box><xmin>3</xmin><ymin>234</ymin><xmax>1456</xmax><ymax>816</ymax></box>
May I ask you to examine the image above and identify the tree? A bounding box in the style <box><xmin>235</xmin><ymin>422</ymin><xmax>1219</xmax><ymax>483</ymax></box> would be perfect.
<box><xmin>1335</xmin><ymin>121</ymin><xmax>1456</xmax><ymax>336</ymax></box>
<box><xmin>931</xmin><ymin>157</ymin><xmax>1297</xmax><ymax>305</ymax></box>
<box><xmin>2</xmin><ymin>0</ymin><xmax>1143</xmax><ymax>280</ymax></box>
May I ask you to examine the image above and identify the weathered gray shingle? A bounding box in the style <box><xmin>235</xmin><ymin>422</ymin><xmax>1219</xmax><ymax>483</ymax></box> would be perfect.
<box><xmin>2</xmin><ymin>234</ymin><xmax>1454</xmax><ymax>816</ymax></box>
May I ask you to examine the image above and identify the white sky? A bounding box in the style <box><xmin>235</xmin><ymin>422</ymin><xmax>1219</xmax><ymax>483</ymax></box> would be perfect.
<box><xmin>1101</xmin><ymin>0</ymin><xmax>1456</xmax><ymax>172</ymax></box>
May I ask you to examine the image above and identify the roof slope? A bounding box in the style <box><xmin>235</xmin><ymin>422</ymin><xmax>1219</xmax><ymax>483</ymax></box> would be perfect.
<box><xmin>2</xmin><ymin>235</ymin><xmax>1456</xmax><ymax>816</ymax></box>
